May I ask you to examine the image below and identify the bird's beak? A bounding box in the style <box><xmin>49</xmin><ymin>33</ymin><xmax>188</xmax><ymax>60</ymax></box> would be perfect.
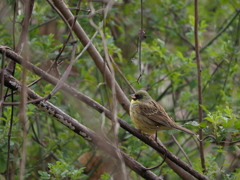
<box><xmin>130</xmin><ymin>94</ymin><xmax>136</xmax><ymax>100</ymax></box>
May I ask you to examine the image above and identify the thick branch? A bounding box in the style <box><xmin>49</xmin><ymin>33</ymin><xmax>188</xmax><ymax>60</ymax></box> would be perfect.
<box><xmin>1</xmin><ymin>69</ymin><xmax>161</xmax><ymax>180</ymax></box>
<box><xmin>51</xmin><ymin>0</ymin><xmax>130</xmax><ymax>112</ymax></box>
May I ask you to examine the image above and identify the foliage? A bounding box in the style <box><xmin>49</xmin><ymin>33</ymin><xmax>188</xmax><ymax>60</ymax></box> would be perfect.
<box><xmin>203</xmin><ymin>106</ymin><xmax>239</xmax><ymax>141</ymax></box>
<box><xmin>38</xmin><ymin>160</ymin><xmax>87</xmax><ymax>180</ymax></box>
<box><xmin>0</xmin><ymin>0</ymin><xmax>240</xmax><ymax>179</ymax></box>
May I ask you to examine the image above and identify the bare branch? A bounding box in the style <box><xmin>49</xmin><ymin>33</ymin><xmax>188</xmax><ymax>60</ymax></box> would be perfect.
<box><xmin>194</xmin><ymin>0</ymin><xmax>206</xmax><ymax>172</ymax></box>
<box><xmin>52</xmin><ymin>0</ymin><xmax>130</xmax><ymax>112</ymax></box>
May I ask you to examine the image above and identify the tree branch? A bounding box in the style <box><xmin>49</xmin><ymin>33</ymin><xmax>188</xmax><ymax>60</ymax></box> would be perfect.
<box><xmin>0</xmin><ymin>46</ymin><xmax>208</xmax><ymax>180</ymax></box>
<box><xmin>194</xmin><ymin>0</ymin><xmax>206</xmax><ymax>172</ymax></box>
<box><xmin>1</xmin><ymin>69</ymin><xmax>162</xmax><ymax>180</ymax></box>
<box><xmin>51</xmin><ymin>0</ymin><xmax>130</xmax><ymax>112</ymax></box>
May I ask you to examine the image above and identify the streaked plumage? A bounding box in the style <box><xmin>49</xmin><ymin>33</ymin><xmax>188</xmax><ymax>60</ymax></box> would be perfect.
<box><xmin>130</xmin><ymin>90</ymin><xmax>196</xmax><ymax>135</ymax></box>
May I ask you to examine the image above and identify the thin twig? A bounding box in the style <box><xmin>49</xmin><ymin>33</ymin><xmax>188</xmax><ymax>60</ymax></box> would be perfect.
<box><xmin>137</xmin><ymin>0</ymin><xmax>144</xmax><ymax>82</ymax></box>
<box><xmin>0</xmin><ymin>49</ymin><xmax>5</xmax><ymax>108</ymax></box>
<box><xmin>52</xmin><ymin>0</ymin><xmax>130</xmax><ymax>113</ymax></box>
<box><xmin>172</xmin><ymin>135</ymin><xmax>193</xmax><ymax>167</ymax></box>
<box><xmin>1</xmin><ymin>48</ymin><xmax>11</xmax><ymax>180</ymax></box>
<box><xmin>47</xmin><ymin>0</ymin><xmax>77</xmax><ymax>96</ymax></box>
<box><xmin>29</xmin><ymin>17</ymin><xmax>58</xmax><ymax>31</ymax></box>
<box><xmin>109</xmin><ymin>56</ymin><xmax>135</xmax><ymax>93</ymax></box>
<box><xmin>200</xmin><ymin>10</ymin><xmax>240</xmax><ymax>53</ymax></box>
<box><xmin>88</xmin><ymin>1</ymin><xmax>128</xmax><ymax>179</ymax></box>
<box><xmin>194</xmin><ymin>0</ymin><xmax>206</xmax><ymax>172</ymax></box>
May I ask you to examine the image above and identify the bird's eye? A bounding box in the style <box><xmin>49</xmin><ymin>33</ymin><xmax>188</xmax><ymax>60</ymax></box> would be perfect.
<box><xmin>135</xmin><ymin>94</ymin><xmax>143</xmax><ymax>99</ymax></box>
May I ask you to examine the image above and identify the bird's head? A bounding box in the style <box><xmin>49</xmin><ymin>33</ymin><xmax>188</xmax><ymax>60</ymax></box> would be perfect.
<box><xmin>130</xmin><ymin>90</ymin><xmax>152</xmax><ymax>102</ymax></box>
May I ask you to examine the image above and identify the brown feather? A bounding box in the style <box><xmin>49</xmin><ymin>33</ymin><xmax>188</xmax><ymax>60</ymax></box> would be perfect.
<box><xmin>130</xmin><ymin>90</ymin><xmax>197</xmax><ymax>135</ymax></box>
<box><xmin>138</xmin><ymin>100</ymin><xmax>196</xmax><ymax>135</ymax></box>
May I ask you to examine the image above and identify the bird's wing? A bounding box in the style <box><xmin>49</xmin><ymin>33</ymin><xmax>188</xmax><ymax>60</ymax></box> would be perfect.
<box><xmin>138</xmin><ymin>100</ymin><xmax>173</xmax><ymax>128</ymax></box>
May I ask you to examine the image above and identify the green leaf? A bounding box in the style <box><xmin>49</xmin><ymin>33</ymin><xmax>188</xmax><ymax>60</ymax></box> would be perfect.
<box><xmin>200</xmin><ymin>105</ymin><xmax>209</xmax><ymax>113</ymax></box>
<box><xmin>157</xmin><ymin>38</ymin><xmax>165</xmax><ymax>47</ymax></box>
<box><xmin>188</xmin><ymin>15</ymin><xmax>195</xmax><ymax>27</ymax></box>
<box><xmin>199</xmin><ymin>122</ymin><xmax>207</xmax><ymax>128</ymax></box>
<box><xmin>0</xmin><ymin>156</ymin><xmax>6</xmax><ymax>173</ymax></box>
<box><xmin>38</xmin><ymin>171</ymin><xmax>51</xmax><ymax>179</ymax></box>
<box><xmin>205</xmin><ymin>115</ymin><xmax>215</xmax><ymax>123</ymax></box>
<box><xmin>215</xmin><ymin>152</ymin><xmax>225</xmax><ymax>167</ymax></box>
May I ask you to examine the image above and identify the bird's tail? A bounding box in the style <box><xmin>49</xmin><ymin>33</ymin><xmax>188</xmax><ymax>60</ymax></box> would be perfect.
<box><xmin>176</xmin><ymin>126</ymin><xmax>197</xmax><ymax>136</ymax></box>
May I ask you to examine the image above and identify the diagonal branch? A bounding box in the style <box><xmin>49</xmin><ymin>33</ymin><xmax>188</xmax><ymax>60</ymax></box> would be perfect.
<box><xmin>51</xmin><ymin>0</ymin><xmax>130</xmax><ymax>112</ymax></box>
<box><xmin>0</xmin><ymin>47</ymin><xmax>208</xmax><ymax>180</ymax></box>
<box><xmin>1</xmin><ymin>69</ymin><xmax>162</xmax><ymax>180</ymax></box>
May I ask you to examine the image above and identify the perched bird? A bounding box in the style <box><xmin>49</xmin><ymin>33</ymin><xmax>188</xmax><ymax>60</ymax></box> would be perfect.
<box><xmin>130</xmin><ymin>90</ymin><xmax>196</xmax><ymax>135</ymax></box>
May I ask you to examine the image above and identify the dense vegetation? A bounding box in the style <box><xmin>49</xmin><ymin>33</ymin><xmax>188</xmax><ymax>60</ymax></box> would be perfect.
<box><xmin>0</xmin><ymin>0</ymin><xmax>239</xmax><ymax>179</ymax></box>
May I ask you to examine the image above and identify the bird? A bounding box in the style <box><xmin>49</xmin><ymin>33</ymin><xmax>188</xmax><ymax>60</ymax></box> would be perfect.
<box><xmin>129</xmin><ymin>90</ymin><xmax>196</xmax><ymax>136</ymax></box>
